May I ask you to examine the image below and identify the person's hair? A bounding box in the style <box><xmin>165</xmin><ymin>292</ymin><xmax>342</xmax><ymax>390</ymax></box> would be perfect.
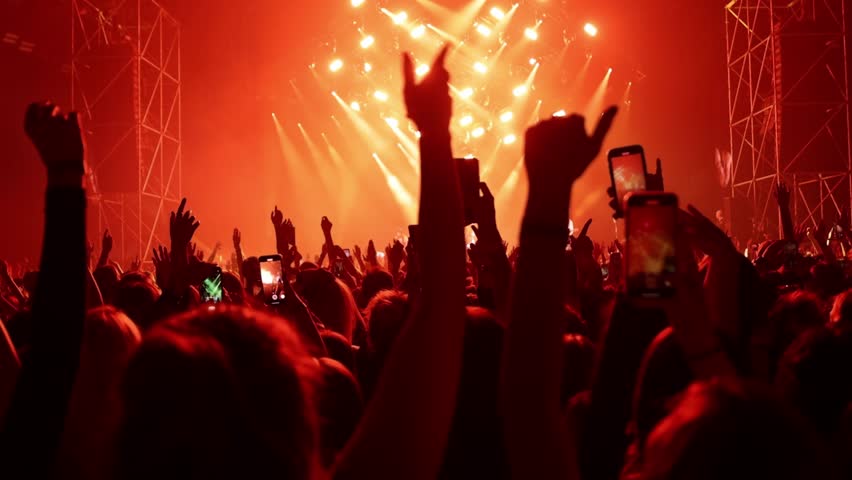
<box><xmin>112</xmin><ymin>280</ymin><xmax>161</xmax><ymax>330</ymax></box>
<box><xmin>297</xmin><ymin>268</ymin><xmax>362</xmax><ymax>342</ymax></box>
<box><xmin>829</xmin><ymin>288</ymin><xmax>852</xmax><ymax>331</ymax></box>
<box><xmin>642</xmin><ymin>378</ymin><xmax>830</xmax><ymax>480</ymax></box>
<box><xmin>775</xmin><ymin>326</ymin><xmax>852</xmax><ymax>437</ymax></box>
<box><xmin>314</xmin><ymin>357</ymin><xmax>363</xmax><ymax>468</ymax></box>
<box><xmin>364</xmin><ymin>289</ymin><xmax>409</xmax><ymax>358</ymax></box>
<box><xmin>220</xmin><ymin>270</ymin><xmax>244</xmax><ymax>305</ymax></box>
<box><xmin>320</xmin><ymin>330</ymin><xmax>355</xmax><ymax>373</ymax></box>
<box><xmin>117</xmin><ymin>306</ymin><xmax>319</xmax><ymax>479</ymax></box>
<box><xmin>767</xmin><ymin>290</ymin><xmax>826</xmax><ymax>379</ymax></box>
<box><xmin>359</xmin><ymin>269</ymin><xmax>394</xmax><ymax>309</ymax></box>
<box><xmin>60</xmin><ymin>306</ymin><xmax>141</xmax><ymax>480</ymax></box>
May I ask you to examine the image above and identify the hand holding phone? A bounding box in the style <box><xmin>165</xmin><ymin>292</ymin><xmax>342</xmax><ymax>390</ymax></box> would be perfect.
<box><xmin>259</xmin><ymin>254</ymin><xmax>285</xmax><ymax>304</ymax></box>
<box><xmin>625</xmin><ymin>192</ymin><xmax>678</xmax><ymax>298</ymax></box>
<box><xmin>609</xmin><ymin>145</ymin><xmax>648</xmax><ymax>215</ymax></box>
<box><xmin>199</xmin><ymin>267</ymin><xmax>223</xmax><ymax>304</ymax></box>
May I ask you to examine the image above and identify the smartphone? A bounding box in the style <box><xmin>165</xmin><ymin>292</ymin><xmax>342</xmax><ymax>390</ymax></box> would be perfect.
<box><xmin>343</xmin><ymin>248</ymin><xmax>351</xmax><ymax>259</ymax></box>
<box><xmin>608</xmin><ymin>145</ymin><xmax>648</xmax><ymax>214</ymax></box>
<box><xmin>199</xmin><ymin>266</ymin><xmax>223</xmax><ymax>304</ymax></box>
<box><xmin>456</xmin><ymin>157</ymin><xmax>480</xmax><ymax>226</ymax></box>
<box><xmin>259</xmin><ymin>254</ymin><xmax>285</xmax><ymax>304</ymax></box>
<box><xmin>333</xmin><ymin>259</ymin><xmax>345</xmax><ymax>277</ymax></box>
<box><xmin>625</xmin><ymin>192</ymin><xmax>678</xmax><ymax>298</ymax></box>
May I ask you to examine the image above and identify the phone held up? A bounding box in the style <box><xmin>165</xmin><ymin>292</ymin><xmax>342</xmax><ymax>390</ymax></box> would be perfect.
<box><xmin>199</xmin><ymin>266</ymin><xmax>223</xmax><ymax>304</ymax></box>
<box><xmin>608</xmin><ymin>145</ymin><xmax>648</xmax><ymax>216</ymax></box>
<box><xmin>625</xmin><ymin>192</ymin><xmax>678</xmax><ymax>298</ymax></box>
<box><xmin>259</xmin><ymin>254</ymin><xmax>285</xmax><ymax>305</ymax></box>
<box><xmin>456</xmin><ymin>157</ymin><xmax>480</xmax><ymax>226</ymax></box>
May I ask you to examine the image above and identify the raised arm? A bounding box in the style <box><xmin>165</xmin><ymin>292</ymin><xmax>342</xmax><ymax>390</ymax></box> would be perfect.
<box><xmin>332</xmin><ymin>47</ymin><xmax>467</xmax><ymax>479</ymax></box>
<box><xmin>776</xmin><ymin>182</ymin><xmax>796</xmax><ymax>242</ymax></box>
<box><xmin>233</xmin><ymin>228</ymin><xmax>244</xmax><ymax>279</ymax></box>
<box><xmin>96</xmin><ymin>229</ymin><xmax>112</xmax><ymax>269</ymax></box>
<box><xmin>502</xmin><ymin>108</ymin><xmax>616</xmax><ymax>479</ymax></box>
<box><xmin>0</xmin><ymin>102</ymin><xmax>87</xmax><ymax>474</ymax></box>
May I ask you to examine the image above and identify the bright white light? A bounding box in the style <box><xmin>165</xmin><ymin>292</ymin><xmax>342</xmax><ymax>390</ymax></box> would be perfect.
<box><xmin>459</xmin><ymin>87</ymin><xmax>474</xmax><ymax>98</ymax></box>
<box><xmin>360</xmin><ymin>35</ymin><xmax>375</xmax><ymax>49</ymax></box>
<box><xmin>414</xmin><ymin>130</ymin><xmax>421</xmax><ymax>138</ymax></box>
<box><xmin>584</xmin><ymin>23</ymin><xmax>598</xmax><ymax>37</ymax></box>
<box><xmin>471</xmin><ymin>127</ymin><xmax>485</xmax><ymax>138</ymax></box>
<box><xmin>529</xmin><ymin>57</ymin><xmax>538</xmax><ymax>65</ymax></box>
<box><xmin>363</xmin><ymin>62</ymin><xmax>372</xmax><ymax>72</ymax></box>
<box><xmin>499</xmin><ymin>111</ymin><xmax>513</xmax><ymax>123</ymax></box>
<box><xmin>411</xmin><ymin>24</ymin><xmax>426</xmax><ymax>38</ymax></box>
<box><xmin>385</xmin><ymin>117</ymin><xmax>399</xmax><ymax>128</ymax></box>
<box><xmin>476</xmin><ymin>24</ymin><xmax>492</xmax><ymax>37</ymax></box>
<box><xmin>351</xmin><ymin>0</ymin><xmax>365</xmax><ymax>6</ymax></box>
<box><xmin>512</xmin><ymin>84</ymin><xmax>528</xmax><ymax>97</ymax></box>
<box><xmin>473</xmin><ymin>61</ymin><xmax>488</xmax><ymax>74</ymax></box>
<box><xmin>415</xmin><ymin>64</ymin><xmax>430</xmax><ymax>77</ymax></box>
<box><xmin>464</xmin><ymin>154</ymin><xmax>475</xmax><ymax>159</ymax></box>
<box><xmin>459</xmin><ymin>115</ymin><xmax>474</xmax><ymax>127</ymax></box>
<box><xmin>490</xmin><ymin>7</ymin><xmax>505</xmax><ymax>20</ymax></box>
<box><xmin>524</xmin><ymin>27</ymin><xmax>539</xmax><ymax>41</ymax></box>
<box><xmin>553</xmin><ymin>110</ymin><xmax>567</xmax><ymax>117</ymax></box>
<box><xmin>374</xmin><ymin>90</ymin><xmax>389</xmax><ymax>102</ymax></box>
<box><xmin>393</xmin><ymin>11</ymin><xmax>408</xmax><ymax>25</ymax></box>
<box><xmin>503</xmin><ymin>133</ymin><xmax>517</xmax><ymax>144</ymax></box>
<box><xmin>350</xmin><ymin>101</ymin><xmax>361</xmax><ymax>111</ymax></box>
<box><xmin>329</xmin><ymin>58</ymin><xmax>344</xmax><ymax>72</ymax></box>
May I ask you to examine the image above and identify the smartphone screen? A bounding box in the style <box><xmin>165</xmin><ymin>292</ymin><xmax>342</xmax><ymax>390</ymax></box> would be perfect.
<box><xmin>259</xmin><ymin>255</ymin><xmax>285</xmax><ymax>304</ymax></box>
<box><xmin>609</xmin><ymin>146</ymin><xmax>648</xmax><ymax>211</ymax></box>
<box><xmin>343</xmin><ymin>248</ymin><xmax>351</xmax><ymax>259</ymax></box>
<box><xmin>626</xmin><ymin>193</ymin><xmax>677</xmax><ymax>298</ymax></box>
<box><xmin>456</xmin><ymin>158</ymin><xmax>480</xmax><ymax>226</ymax></box>
<box><xmin>199</xmin><ymin>267</ymin><xmax>223</xmax><ymax>303</ymax></box>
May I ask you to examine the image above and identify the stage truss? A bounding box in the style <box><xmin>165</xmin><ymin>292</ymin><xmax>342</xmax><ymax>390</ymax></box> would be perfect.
<box><xmin>71</xmin><ymin>0</ymin><xmax>181</xmax><ymax>263</ymax></box>
<box><xmin>726</xmin><ymin>0</ymin><xmax>851</xmax><ymax>238</ymax></box>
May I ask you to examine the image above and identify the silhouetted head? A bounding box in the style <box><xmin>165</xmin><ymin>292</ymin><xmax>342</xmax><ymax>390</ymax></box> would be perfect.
<box><xmin>242</xmin><ymin>256</ymin><xmax>262</xmax><ymax>295</ymax></box>
<box><xmin>112</xmin><ymin>280</ymin><xmax>161</xmax><ymax>330</ymax></box>
<box><xmin>220</xmin><ymin>270</ymin><xmax>244</xmax><ymax>304</ymax></box>
<box><xmin>61</xmin><ymin>306</ymin><xmax>141</xmax><ymax>479</ymax></box>
<box><xmin>360</xmin><ymin>269</ymin><xmax>394</xmax><ymax>309</ymax></box>
<box><xmin>767</xmin><ymin>291</ymin><xmax>825</xmax><ymax>379</ymax></box>
<box><xmin>320</xmin><ymin>330</ymin><xmax>355</xmax><ymax>373</ymax></box>
<box><xmin>561</xmin><ymin>334</ymin><xmax>596</xmax><ymax>406</ymax></box>
<box><xmin>296</xmin><ymin>268</ymin><xmax>361</xmax><ymax>342</ymax></box>
<box><xmin>117</xmin><ymin>306</ymin><xmax>319</xmax><ymax>480</ymax></box>
<box><xmin>776</xmin><ymin>326</ymin><xmax>852</xmax><ymax>438</ymax></box>
<box><xmin>829</xmin><ymin>288</ymin><xmax>852</xmax><ymax>331</ymax></box>
<box><xmin>315</xmin><ymin>357</ymin><xmax>363</xmax><ymax>468</ymax></box>
<box><xmin>643</xmin><ymin>378</ymin><xmax>829</xmax><ymax>480</ymax></box>
<box><xmin>364</xmin><ymin>289</ymin><xmax>409</xmax><ymax>358</ymax></box>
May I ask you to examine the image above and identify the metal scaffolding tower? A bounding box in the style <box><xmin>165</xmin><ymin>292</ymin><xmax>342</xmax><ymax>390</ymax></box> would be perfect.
<box><xmin>725</xmin><ymin>0</ymin><xmax>851</xmax><ymax>237</ymax></box>
<box><xmin>71</xmin><ymin>0</ymin><xmax>181</xmax><ymax>262</ymax></box>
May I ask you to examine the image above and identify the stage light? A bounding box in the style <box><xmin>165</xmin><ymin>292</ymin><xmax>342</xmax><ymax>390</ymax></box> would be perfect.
<box><xmin>393</xmin><ymin>11</ymin><xmax>408</xmax><ymax>25</ymax></box>
<box><xmin>473</xmin><ymin>61</ymin><xmax>488</xmax><ymax>74</ymax></box>
<box><xmin>608</xmin><ymin>67</ymin><xmax>613</xmax><ymax>73</ymax></box>
<box><xmin>512</xmin><ymin>84</ymin><xmax>528</xmax><ymax>97</ymax></box>
<box><xmin>529</xmin><ymin>58</ymin><xmax>538</xmax><ymax>65</ymax></box>
<box><xmin>329</xmin><ymin>58</ymin><xmax>344</xmax><ymax>72</ymax></box>
<box><xmin>460</xmin><ymin>114</ymin><xmax>474</xmax><ymax>127</ymax></box>
<box><xmin>464</xmin><ymin>154</ymin><xmax>475</xmax><ymax>159</ymax></box>
<box><xmin>374</xmin><ymin>90</ymin><xmax>389</xmax><ymax>102</ymax></box>
<box><xmin>459</xmin><ymin>87</ymin><xmax>474</xmax><ymax>98</ymax></box>
<box><xmin>385</xmin><ymin>117</ymin><xmax>400</xmax><ymax>128</ymax></box>
<box><xmin>351</xmin><ymin>0</ymin><xmax>365</xmax><ymax>6</ymax></box>
<box><xmin>363</xmin><ymin>62</ymin><xmax>372</xmax><ymax>72</ymax></box>
<box><xmin>411</xmin><ymin>24</ymin><xmax>426</xmax><ymax>38</ymax></box>
<box><xmin>524</xmin><ymin>27</ymin><xmax>539</xmax><ymax>41</ymax></box>
<box><xmin>553</xmin><ymin>109</ymin><xmax>566</xmax><ymax>117</ymax></box>
<box><xmin>471</xmin><ymin>127</ymin><xmax>485</xmax><ymax>138</ymax></box>
<box><xmin>360</xmin><ymin>35</ymin><xmax>374</xmax><ymax>49</ymax></box>
<box><xmin>503</xmin><ymin>133</ymin><xmax>517</xmax><ymax>144</ymax></box>
<box><xmin>416</xmin><ymin>64</ymin><xmax>430</xmax><ymax>77</ymax></box>
<box><xmin>476</xmin><ymin>24</ymin><xmax>492</xmax><ymax>37</ymax></box>
<box><xmin>584</xmin><ymin>23</ymin><xmax>598</xmax><ymax>37</ymax></box>
<box><xmin>350</xmin><ymin>101</ymin><xmax>361</xmax><ymax>111</ymax></box>
<box><xmin>500</xmin><ymin>111</ymin><xmax>513</xmax><ymax>123</ymax></box>
<box><xmin>414</xmin><ymin>130</ymin><xmax>421</xmax><ymax>138</ymax></box>
<box><xmin>490</xmin><ymin>7</ymin><xmax>505</xmax><ymax>20</ymax></box>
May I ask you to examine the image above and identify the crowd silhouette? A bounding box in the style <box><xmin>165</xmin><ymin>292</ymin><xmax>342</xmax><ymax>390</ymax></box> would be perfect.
<box><xmin>0</xmin><ymin>47</ymin><xmax>851</xmax><ymax>479</ymax></box>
